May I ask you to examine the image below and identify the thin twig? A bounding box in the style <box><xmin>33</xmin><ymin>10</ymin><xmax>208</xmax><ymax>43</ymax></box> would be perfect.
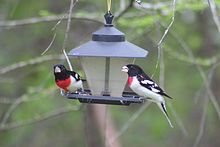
<box><xmin>167</xmin><ymin>48</ymin><xmax>218</xmax><ymax>139</ymax></box>
<box><xmin>62</xmin><ymin>0</ymin><xmax>77</xmax><ymax>51</ymax></box>
<box><xmin>0</xmin><ymin>78</ymin><xmax>14</xmax><ymax>83</ymax></box>
<box><xmin>133</xmin><ymin>1</ymin><xmax>172</xmax><ymax>10</ymax></box>
<box><xmin>0</xmin><ymin>87</ymin><xmax>57</xmax><ymax>104</ymax></box>
<box><xmin>41</xmin><ymin>33</ymin><xmax>57</xmax><ymax>55</ymax></box>
<box><xmin>194</xmin><ymin>85</ymin><xmax>205</xmax><ymax>104</ymax></box>
<box><xmin>52</xmin><ymin>14</ymin><xmax>66</xmax><ymax>31</ymax></box>
<box><xmin>165</xmin><ymin>48</ymin><xmax>219</xmax><ymax>67</ymax></box>
<box><xmin>41</xmin><ymin>10</ymin><xmax>67</xmax><ymax>56</ymax></box>
<box><xmin>42</xmin><ymin>14</ymin><xmax>67</xmax><ymax>56</ymax></box>
<box><xmin>0</xmin><ymin>87</ymin><xmax>57</xmax><ymax>126</ymax></box>
<box><xmin>155</xmin><ymin>21</ymin><xmax>165</xmax><ymax>88</ymax></box>
<box><xmin>0</xmin><ymin>97</ymin><xmax>25</xmax><ymax>125</ymax></box>
<box><xmin>171</xmin><ymin>31</ymin><xmax>220</xmax><ymax>119</ymax></box>
<box><xmin>0</xmin><ymin>106</ymin><xmax>80</xmax><ymax>131</ymax></box>
<box><xmin>192</xmin><ymin>61</ymin><xmax>218</xmax><ymax>147</ymax></box>
<box><xmin>0</xmin><ymin>15</ymin><xmax>103</xmax><ymax>28</ymax></box>
<box><xmin>163</xmin><ymin>43</ymin><xmax>188</xmax><ymax>135</ymax></box>
<box><xmin>63</xmin><ymin>49</ymin><xmax>73</xmax><ymax>71</ymax></box>
<box><xmin>192</xmin><ymin>96</ymin><xmax>208</xmax><ymax>147</ymax></box>
<box><xmin>62</xmin><ymin>0</ymin><xmax>78</xmax><ymax>71</ymax></box>
<box><xmin>169</xmin><ymin>103</ymin><xmax>188</xmax><ymax>136</ymax></box>
<box><xmin>151</xmin><ymin>0</ymin><xmax>177</xmax><ymax>78</ymax></box>
<box><xmin>0</xmin><ymin>95</ymin><xmax>53</xmax><ymax>104</ymax></box>
<box><xmin>207</xmin><ymin>0</ymin><xmax>220</xmax><ymax>33</ymax></box>
<box><xmin>159</xmin><ymin>44</ymin><xmax>165</xmax><ymax>87</ymax></box>
<box><xmin>0</xmin><ymin>98</ymin><xmax>17</xmax><ymax>104</ymax></box>
<box><xmin>157</xmin><ymin>0</ymin><xmax>176</xmax><ymax>46</ymax></box>
<box><xmin>194</xmin><ymin>62</ymin><xmax>219</xmax><ymax>103</ymax></box>
<box><xmin>115</xmin><ymin>0</ymin><xmax>134</xmax><ymax>22</ymax></box>
<box><xmin>157</xmin><ymin>21</ymin><xmax>176</xmax><ymax>129</ymax></box>
<box><xmin>0</xmin><ymin>54</ymin><xmax>63</xmax><ymax>74</ymax></box>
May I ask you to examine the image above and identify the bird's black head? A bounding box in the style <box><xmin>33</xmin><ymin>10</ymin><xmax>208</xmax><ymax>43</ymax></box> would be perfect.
<box><xmin>53</xmin><ymin>64</ymin><xmax>70</xmax><ymax>81</ymax></box>
<box><xmin>54</xmin><ymin>64</ymin><xmax>67</xmax><ymax>74</ymax></box>
<box><xmin>122</xmin><ymin>64</ymin><xmax>144</xmax><ymax>76</ymax></box>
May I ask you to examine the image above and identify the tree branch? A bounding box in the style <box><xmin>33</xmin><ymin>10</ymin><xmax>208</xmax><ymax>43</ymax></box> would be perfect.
<box><xmin>0</xmin><ymin>105</ymin><xmax>80</xmax><ymax>131</ymax></box>
<box><xmin>192</xmin><ymin>95</ymin><xmax>208</xmax><ymax>147</ymax></box>
<box><xmin>62</xmin><ymin>0</ymin><xmax>78</xmax><ymax>71</ymax></box>
<box><xmin>169</xmin><ymin>103</ymin><xmax>188</xmax><ymax>136</ymax></box>
<box><xmin>0</xmin><ymin>54</ymin><xmax>63</xmax><ymax>74</ymax></box>
<box><xmin>133</xmin><ymin>1</ymin><xmax>172</xmax><ymax>10</ymax></box>
<box><xmin>151</xmin><ymin>0</ymin><xmax>177</xmax><ymax>78</ymax></box>
<box><xmin>41</xmin><ymin>33</ymin><xmax>57</xmax><ymax>55</ymax></box>
<box><xmin>0</xmin><ymin>14</ymin><xmax>103</xmax><ymax>28</ymax></box>
<box><xmin>0</xmin><ymin>87</ymin><xmax>57</xmax><ymax>126</ymax></box>
<box><xmin>0</xmin><ymin>97</ymin><xmax>25</xmax><ymax>126</ymax></box>
<box><xmin>170</xmin><ymin>31</ymin><xmax>220</xmax><ymax>119</ymax></box>
<box><xmin>0</xmin><ymin>98</ymin><xmax>17</xmax><ymax>104</ymax></box>
<box><xmin>207</xmin><ymin>0</ymin><xmax>220</xmax><ymax>33</ymax></box>
<box><xmin>192</xmin><ymin>62</ymin><xmax>218</xmax><ymax>147</ymax></box>
<box><xmin>115</xmin><ymin>0</ymin><xmax>135</xmax><ymax>22</ymax></box>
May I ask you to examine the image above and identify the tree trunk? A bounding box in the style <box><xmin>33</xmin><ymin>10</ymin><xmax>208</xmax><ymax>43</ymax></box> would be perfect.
<box><xmin>85</xmin><ymin>104</ymin><xmax>121</xmax><ymax>147</ymax></box>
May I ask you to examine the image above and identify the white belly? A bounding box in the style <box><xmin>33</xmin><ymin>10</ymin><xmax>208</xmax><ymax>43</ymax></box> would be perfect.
<box><xmin>67</xmin><ymin>76</ymin><xmax>83</xmax><ymax>92</ymax></box>
<box><xmin>130</xmin><ymin>77</ymin><xmax>164</xmax><ymax>103</ymax></box>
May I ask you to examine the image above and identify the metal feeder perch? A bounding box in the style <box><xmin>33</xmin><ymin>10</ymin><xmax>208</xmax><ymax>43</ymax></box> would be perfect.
<box><xmin>66</xmin><ymin>11</ymin><xmax>148</xmax><ymax>105</ymax></box>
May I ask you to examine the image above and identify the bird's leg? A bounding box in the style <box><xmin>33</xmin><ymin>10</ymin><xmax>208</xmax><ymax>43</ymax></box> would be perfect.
<box><xmin>60</xmin><ymin>89</ymin><xmax>66</xmax><ymax>96</ymax></box>
<box><xmin>77</xmin><ymin>88</ymin><xmax>85</xmax><ymax>94</ymax></box>
<box><xmin>81</xmin><ymin>87</ymin><xmax>84</xmax><ymax>93</ymax></box>
<box><xmin>132</xmin><ymin>95</ymin><xmax>140</xmax><ymax>99</ymax></box>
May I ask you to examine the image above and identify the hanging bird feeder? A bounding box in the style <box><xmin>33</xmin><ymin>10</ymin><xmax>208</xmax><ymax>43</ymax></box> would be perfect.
<box><xmin>66</xmin><ymin>11</ymin><xmax>148</xmax><ymax>105</ymax></box>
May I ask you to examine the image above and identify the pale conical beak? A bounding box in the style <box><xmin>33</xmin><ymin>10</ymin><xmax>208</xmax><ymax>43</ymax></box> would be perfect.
<box><xmin>121</xmin><ymin>66</ymin><xmax>128</xmax><ymax>72</ymax></box>
<box><xmin>54</xmin><ymin>66</ymin><xmax>61</xmax><ymax>73</ymax></box>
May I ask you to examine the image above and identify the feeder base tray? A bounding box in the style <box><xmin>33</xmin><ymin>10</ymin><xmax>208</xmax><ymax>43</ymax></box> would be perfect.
<box><xmin>64</xmin><ymin>93</ymin><xmax>144</xmax><ymax>106</ymax></box>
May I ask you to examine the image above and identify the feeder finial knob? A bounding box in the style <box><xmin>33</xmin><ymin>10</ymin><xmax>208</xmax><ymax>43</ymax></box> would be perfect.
<box><xmin>104</xmin><ymin>11</ymin><xmax>114</xmax><ymax>26</ymax></box>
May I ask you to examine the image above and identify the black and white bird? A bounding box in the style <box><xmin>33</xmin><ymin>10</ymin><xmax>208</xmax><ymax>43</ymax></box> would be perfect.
<box><xmin>53</xmin><ymin>64</ymin><xmax>84</xmax><ymax>94</ymax></box>
<box><xmin>122</xmin><ymin>64</ymin><xmax>173</xmax><ymax>128</ymax></box>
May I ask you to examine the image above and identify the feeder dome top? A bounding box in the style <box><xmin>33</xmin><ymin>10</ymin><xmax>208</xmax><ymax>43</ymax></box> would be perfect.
<box><xmin>68</xmin><ymin>12</ymin><xmax>148</xmax><ymax>58</ymax></box>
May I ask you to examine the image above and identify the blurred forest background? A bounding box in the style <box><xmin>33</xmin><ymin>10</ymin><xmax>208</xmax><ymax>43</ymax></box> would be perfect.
<box><xmin>1</xmin><ymin>0</ymin><xmax>220</xmax><ymax>147</ymax></box>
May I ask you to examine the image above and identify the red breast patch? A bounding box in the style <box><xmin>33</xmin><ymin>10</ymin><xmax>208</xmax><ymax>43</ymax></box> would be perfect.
<box><xmin>128</xmin><ymin>77</ymin><xmax>133</xmax><ymax>86</ymax></box>
<box><xmin>56</xmin><ymin>77</ymin><xmax>71</xmax><ymax>91</ymax></box>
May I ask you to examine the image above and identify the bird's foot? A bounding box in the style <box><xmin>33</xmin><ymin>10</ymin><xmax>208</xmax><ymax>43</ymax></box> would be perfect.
<box><xmin>139</xmin><ymin>97</ymin><xmax>145</xmax><ymax>101</ymax></box>
<box><xmin>79</xmin><ymin>91</ymin><xmax>89</xmax><ymax>95</ymax></box>
<box><xmin>76</xmin><ymin>88</ymin><xmax>84</xmax><ymax>94</ymax></box>
<box><xmin>120</xmin><ymin>100</ymin><xmax>125</xmax><ymax>104</ymax></box>
<box><xmin>60</xmin><ymin>90</ymin><xmax>68</xmax><ymax>96</ymax></box>
<box><xmin>77</xmin><ymin>89</ymin><xmax>89</xmax><ymax>95</ymax></box>
<box><xmin>132</xmin><ymin>95</ymin><xmax>139</xmax><ymax>99</ymax></box>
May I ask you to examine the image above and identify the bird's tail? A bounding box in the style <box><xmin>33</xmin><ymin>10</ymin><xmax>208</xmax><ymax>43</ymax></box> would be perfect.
<box><xmin>156</xmin><ymin>102</ymin><xmax>174</xmax><ymax>128</ymax></box>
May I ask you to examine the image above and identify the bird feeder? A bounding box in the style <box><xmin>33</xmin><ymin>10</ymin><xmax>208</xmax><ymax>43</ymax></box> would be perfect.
<box><xmin>66</xmin><ymin>12</ymin><xmax>148</xmax><ymax>105</ymax></box>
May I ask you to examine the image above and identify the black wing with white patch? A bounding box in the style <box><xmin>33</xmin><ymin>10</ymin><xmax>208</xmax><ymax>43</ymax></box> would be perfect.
<box><xmin>137</xmin><ymin>74</ymin><xmax>172</xmax><ymax>99</ymax></box>
<box><xmin>68</xmin><ymin>71</ymin><xmax>81</xmax><ymax>81</ymax></box>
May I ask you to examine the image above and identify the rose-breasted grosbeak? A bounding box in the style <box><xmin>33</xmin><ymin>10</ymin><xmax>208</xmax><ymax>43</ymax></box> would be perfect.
<box><xmin>53</xmin><ymin>64</ymin><xmax>84</xmax><ymax>94</ymax></box>
<box><xmin>122</xmin><ymin>64</ymin><xmax>173</xmax><ymax>128</ymax></box>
